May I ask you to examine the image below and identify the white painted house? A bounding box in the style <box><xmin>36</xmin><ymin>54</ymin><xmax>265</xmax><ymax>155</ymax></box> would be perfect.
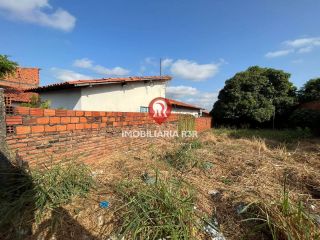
<box><xmin>28</xmin><ymin>76</ymin><xmax>205</xmax><ymax>116</ymax></box>
<box><xmin>29</xmin><ymin>76</ymin><xmax>170</xmax><ymax>112</ymax></box>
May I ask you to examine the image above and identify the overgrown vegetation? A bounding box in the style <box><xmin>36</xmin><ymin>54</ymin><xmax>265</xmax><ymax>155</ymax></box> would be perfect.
<box><xmin>115</xmin><ymin>174</ymin><xmax>201</xmax><ymax>239</ymax></box>
<box><xmin>178</xmin><ymin>114</ymin><xmax>195</xmax><ymax>133</ymax></box>
<box><xmin>21</xmin><ymin>94</ymin><xmax>51</xmax><ymax>109</ymax></box>
<box><xmin>213</xmin><ymin>128</ymin><xmax>313</xmax><ymax>143</ymax></box>
<box><xmin>163</xmin><ymin>139</ymin><xmax>203</xmax><ymax>171</ymax></box>
<box><xmin>0</xmin><ymin>54</ymin><xmax>18</xmax><ymax>78</ymax></box>
<box><xmin>0</xmin><ymin>161</ymin><xmax>94</xmax><ymax>239</ymax></box>
<box><xmin>243</xmin><ymin>177</ymin><xmax>319</xmax><ymax>240</ymax></box>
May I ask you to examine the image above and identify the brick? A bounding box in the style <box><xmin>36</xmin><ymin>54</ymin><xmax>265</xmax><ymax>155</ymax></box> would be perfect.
<box><xmin>56</xmin><ymin>125</ymin><xmax>67</xmax><ymax>131</ymax></box>
<box><xmin>99</xmin><ymin>112</ymin><xmax>106</xmax><ymax>116</ymax></box>
<box><xmin>92</xmin><ymin>123</ymin><xmax>99</xmax><ymax>129</ymax></box>
<box><xmin>109</xmin><ymin>117</ymin><xmax>116</xmax><ymax>122</ymax></box>
<box><xmin>49</xmin><ymin>117</ymin><xmax>60</xmax><ymax>124</ymax></box>
<box><xmin>92</xmin><ymin>111</ymin><xmax>100</xmax><ymax>116</ymax></box>
<box><xmin>80</xmin><ymin>117</ymin><xmax>87</xmax><ymax>123</ymax></box>
<box><xmin>23</xmin><ymin>117</ymin><xmax>37</xmax><ymax>125</ymax></box>
<box><xmin>16</xmin><ymin>126</ymin><xmax>31</xmax><ymax>135</ymax></box>
<box><xmin>76</xmin><ymin>111</ymin><xmax>84</xmax><ymax>116</ymax></box>
<box><xmin>31</xmin><ymin>125</ymin><xmax>45</xmax><ymax>133</ymax></box>
<box><xmin>76</xmin><ymin>123</ymin><xmax>85</xmax><ymax>130</ymax></box>
<box><xmin>67</xmin><ymin>124</ymin><xmax>76</xmax><ymax>130</ymax></box>
<box><xmin>67</xmin><ymin>110</ymin><xmax>76</xmax><ymax>116</ymax></box>
<box><xmin>102</xmin><ymin>117</ymin><xmax>108</xmax><ymax>122</ymax></box>
<box><xmin>14</xmin><ymin>107</ymin><xmax>30</xmax><ymax>115</ymax></box>
<box><xmin>106</xmin><ymin>112</ymin><xmax>116</xmax><ymax>117</ymax></box>
<box><xmin>30</xmin><ymin>108</ymin><xmax>44</xmax><ymax>116</ymax></box>
<box><xmin>37</xmin><ymin>117</ymin><xmax>50</xmax><ymax>124</ymax></box>
<box><xmin>85</xmin><ymin>123</ymin><xmax>92</xmax><ymax>129</ymax></box>
<box><xmin>45</xmin><ymin>125</ymin><xmax>56</xmax><ymax>132</ymax></box>
<box><xmin>61</xmin><ymin>117</ymin><xmax>70</xmax><ymax>124</ymax></box>
<box><xmin>70</xmin><ymin>117</ymin><xmax>80</xmax><ymax>123</ymax></box>
<box><xmin>56</xmin><ymin>110</ymin><xmax>67</xmax><ymax>116</ymax></box>
<box><xmin>6</xmin><ymin>116</ymin><xmax>23</xmax><ymax>125</ymax></box>
<box><xmin>43</xmin><ymin>109</ymin><xmax>56</xmax><ymax>116</ymax></box>
<box><xmin>84</xmin><ymin>111</ymin><xmax>92</xmax><ymax>116</ymax></box>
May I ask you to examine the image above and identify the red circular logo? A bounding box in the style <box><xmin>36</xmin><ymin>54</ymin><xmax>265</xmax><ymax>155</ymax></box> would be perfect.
<box><xmin>148</xmin><ymin>97</ymin><xmax>172</xmax><ymax>125</ymax></box>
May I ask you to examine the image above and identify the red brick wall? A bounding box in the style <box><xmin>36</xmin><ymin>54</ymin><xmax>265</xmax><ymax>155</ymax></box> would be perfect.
<box><xmin>195</xmin><ymin>117</ymin><xmax>212</xmax><ymax>132</ymax></box>
<box><xmin>5</xmin><ymin>107</ymin><xmax>212</xmax><ymax>167</ymax></box>
<box><xmin>299</xmin><ymin>101</ymin><xmax>320</xmax><ymax>111</ymax></box>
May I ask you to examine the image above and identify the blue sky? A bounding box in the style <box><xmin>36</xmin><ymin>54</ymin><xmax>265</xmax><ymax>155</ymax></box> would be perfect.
<box><xmin>0</xmin><ymin>0</ymin><xmax>320</xmax><ymax>110</ymax></box>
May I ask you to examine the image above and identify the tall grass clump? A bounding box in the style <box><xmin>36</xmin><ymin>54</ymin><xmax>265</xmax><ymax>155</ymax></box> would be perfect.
<box><xmin>242</xmin><ymin>178</ymin><xmax>320</xmax><ymax>240</ymax></box>
<box><xmin>164</xmin><ymin>139</ymin><xmax>202</xmax><ymax>171</ymax></box>
<box><xmin>115</xmin><ymin>175</ymin><xmax>201</xmax><ymax>239</ymax></box>
<box><xmin>0</xmin><ymin>161</ymin><xmax>94</xmax><ymax>238</ymax></box>
<box><xmin>178</xmin><ymin>114</ymin><xmax>195</xmax><ymax>134</ymax></box>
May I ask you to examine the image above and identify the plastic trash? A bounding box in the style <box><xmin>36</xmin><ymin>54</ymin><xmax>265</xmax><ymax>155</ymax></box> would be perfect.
<box><xmin>99</xmin><ymin>201</ymin><xmax>109</xmax><ymax>208</ymax></box>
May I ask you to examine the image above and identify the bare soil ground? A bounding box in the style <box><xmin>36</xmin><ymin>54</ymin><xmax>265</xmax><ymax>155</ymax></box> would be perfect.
<box><xmin>30</xmin><ymin>129</ymin><xmax>320</xmax><ymax>240</ymax></box>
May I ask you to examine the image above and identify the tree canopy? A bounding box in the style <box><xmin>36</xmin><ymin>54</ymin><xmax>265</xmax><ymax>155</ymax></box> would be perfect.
<box><xmin>212</xmin><ymin>66</ymin><xmax>297</xmax><ymax>127</ymax></box>
<box><xmin>0</xmin><ymin>55</ymin><xmax>18</xmax><ymax>79</ymax></box>
<box><xmin>298</xmin><ymin>78</ymin><xmax>320</xmax><ymax>103</ymax></box>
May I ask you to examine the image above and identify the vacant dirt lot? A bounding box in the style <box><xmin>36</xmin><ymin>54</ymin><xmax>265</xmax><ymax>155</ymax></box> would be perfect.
<box><xmin>17</xmin><ymin>129</ymin><xmax>320</xmax><ymax>239</ymax></box>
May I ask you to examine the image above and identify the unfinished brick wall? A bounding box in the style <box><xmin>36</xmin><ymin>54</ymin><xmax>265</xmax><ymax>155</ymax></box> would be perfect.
<box><xmin>195</xmin><ymin>117</ymin><xmax>212</xmax><ymax>132</ymax></box>
<box><xmin>4</xmin><ymin>106</ymin><xmax>212</xmax><ymax>167</ymax></box>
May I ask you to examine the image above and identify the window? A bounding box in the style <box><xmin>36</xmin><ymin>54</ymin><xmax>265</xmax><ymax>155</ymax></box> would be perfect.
<box><xmin>140</xmin><ymin>106</ymin><xmax>149</xmax><ymax>113</ymax></box>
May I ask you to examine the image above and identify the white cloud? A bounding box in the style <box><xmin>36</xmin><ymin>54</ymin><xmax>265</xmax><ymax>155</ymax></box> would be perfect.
<box><xmin>186</xmin><ymin>92</ymin><xmax>218</xmax><ymax>110</ymax></box>
<box><xmin>51</xmin><ymin>68</ymin><xmax>93</xmax><ymax>82</ymax></box>
<box><xmin>166</xmin><ymin>86</ymin><xmax>199</xmax><ymax>99</ymax></box>
<box><xmin>284</xmin><ymin>37</ymin><xmax>320</xmax><ymax>48</ymax></box>
<box><xmin>0</xmin><ymin>0</ymin><xmax>76</xmax><ymax>31</ymax></box>
<box><xmin>73</xmin><ymin>58</ymin><xmax>130</xmax><ymax>76</ymax></box>
<box><xmin>162</xmin><ymin>58</ymin><xmax>173</xmax><ymax>68</ymax></box>
<box><xmin>265</xmin><ymin>49</ymin><xmax>293</xmax><ymax>58</ymax></box>
<box><xmin>166</xmin><ymin>85</ymin><xmax>217</xmax><ymax>110</ymax></box>
<box><xmin>266</xmin><ymin>37</ymin><xmax>320</xmax><ymax>58</ymax></box>
<box><xmin>170</xmin><ymin>59</ymin><xmax>220</xmax><ymax>81</ymax></box>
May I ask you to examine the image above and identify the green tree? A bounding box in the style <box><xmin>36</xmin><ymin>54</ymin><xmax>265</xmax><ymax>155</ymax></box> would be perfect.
<box><xmin>212</xmin><ymin>66</ymin><xmax>297</xmax><ymax>127</ymax></box>
<box><xmin>0</xmin><ymin>55</ymin><xmax>18</xmax><ymax>78</ymax></box>
<box><xmin>298</xmin><ymin>78</ymin><xmax>320</xmax><ymax>103</ymax></box>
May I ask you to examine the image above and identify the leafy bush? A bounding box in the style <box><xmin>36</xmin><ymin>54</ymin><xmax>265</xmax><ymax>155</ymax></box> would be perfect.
<box><xmin>115</xmin><ymin>175</ymin><xmax>201</xmax><ymax>239</ymax></box>
<box><xmin>289</xmin><ymin>109</ymin><xmax>320</xmax><ymax>134</ymax></box>
<box><xmin>21</xmin><ymin>94</ymin><xmax>51</xmax><ymax>109</ymax></box>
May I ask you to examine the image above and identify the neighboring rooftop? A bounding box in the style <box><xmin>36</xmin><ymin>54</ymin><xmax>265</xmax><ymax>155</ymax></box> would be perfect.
<box><xmin>167</xmin><ymin>98</ymin><xmax>204</xmax><ymax>110</ymax></box>
<box><xmin>0</xmin><ymin>67</ymin><xmax>40</xmax><ymax>89</ymax></box>
<box><xmin>27</xmin><ymin>76</ymin><xmax>172</xmax><ymax>92</ymax></box>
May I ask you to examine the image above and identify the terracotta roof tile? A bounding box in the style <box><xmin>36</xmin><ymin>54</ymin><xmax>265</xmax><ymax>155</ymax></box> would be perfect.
<box><xmin>167</xmin><ymin>98</ymin><xmax>204</xmax><ymax>110</ymax></box>
<box><xmin>27</xmin><ymin>76</ymin><xmax>172</xmax><ymax>92</ymax></box>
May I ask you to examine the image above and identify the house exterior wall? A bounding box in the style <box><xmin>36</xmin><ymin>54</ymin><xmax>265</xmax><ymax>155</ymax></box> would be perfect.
<box><xmin>80</xmin><ymin>81</ymin><xmax>166</xmax><ymax>112</ymax></box>
<box><xmin>40</xmin><ymin>89</ymin><xmax>81</xmax><ymax>110</ymax></box>
<box><xmin>171</xmin><ymin>107</ymin><xmax>200</xmax><ymax>117</ymax></box>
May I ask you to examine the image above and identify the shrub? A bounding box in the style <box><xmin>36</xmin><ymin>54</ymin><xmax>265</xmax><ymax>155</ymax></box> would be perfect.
<box><xmin>115</xmin><ymin>175</ymin><xmax>201</xmax><ymax>239</ymax></box>
<box><xmin>289</xmin><ymin>109</ymin><xmax>320</xmax><ymax>134</ymax></box>
<box><xmin>21</xmin><ymin>94</ymin><xmax>51</xmax><ymax>109</ymax></box>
